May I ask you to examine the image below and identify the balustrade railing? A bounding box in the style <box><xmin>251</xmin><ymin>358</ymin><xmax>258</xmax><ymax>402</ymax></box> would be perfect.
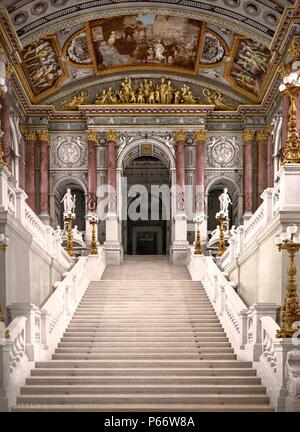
<box><xmin>188</xmin><ymin>252</ymin><xmax>300</xmax><ymax>411</ymax></box>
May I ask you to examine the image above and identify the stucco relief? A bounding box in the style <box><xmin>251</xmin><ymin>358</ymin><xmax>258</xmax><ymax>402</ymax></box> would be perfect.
<box><xmin>206</xmin><ymin>135</ymin><xmax>241</xmax><ymax>168</ymax></box>
<box><xmin>52</xmin><ymin>135</ymin><xmax>87</xmax><ymax>168</ymax></box>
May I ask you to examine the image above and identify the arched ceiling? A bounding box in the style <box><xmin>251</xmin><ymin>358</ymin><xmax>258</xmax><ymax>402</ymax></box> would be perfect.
<box><xmin>1</xmin><ymin>0</ymin><xmax>297</xmax><ymax>111</ymax></box>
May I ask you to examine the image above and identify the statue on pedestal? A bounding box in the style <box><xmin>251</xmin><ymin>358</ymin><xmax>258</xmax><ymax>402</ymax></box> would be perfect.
<box><xmin>218</xmin><ymin>187</ymin><xmax>232</xmax><ymax>217</ymax></box>
<box><xmin>61</xmin><ymin>188</ymin><xmax>76</xmax><ymax>214</ymax></box>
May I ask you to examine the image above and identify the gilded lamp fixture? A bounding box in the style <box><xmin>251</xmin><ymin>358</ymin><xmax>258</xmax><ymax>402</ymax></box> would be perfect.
<box><xmin>279</xmin><ymin>72</ymin><xmax>300</xmax><ymax>164</ymax></box>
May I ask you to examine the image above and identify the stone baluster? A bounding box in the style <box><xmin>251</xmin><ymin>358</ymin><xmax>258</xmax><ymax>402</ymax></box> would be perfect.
<box><xmin>24</xmin><ymin>130</ymin><xmax>37</xmax><ymax>212</ymax></box>
<box><xmin>256</xmin><ymin>130</ymin><xmax>268</xmax><ymax>206</ymax></box>
<box><xmin>86</xmin><ymin>130</ymin><xmax>98</xmax><ymax>213</ymax></box>
<box><xmin>243</xmin><ymin>130</ymin><xmax>255</xmax><ymax>219</ymax></box>
<box><xmin>37</xmin><ymin>130</ymin><xmax>50</xmax><ymax>224</ymax></box>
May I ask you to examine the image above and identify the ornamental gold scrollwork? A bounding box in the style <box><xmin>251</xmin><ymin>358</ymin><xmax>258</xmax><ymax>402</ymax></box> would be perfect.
<box><xmin>194</xmin><ymin>130</ymin><xmax>207</xmax><ymax>142</ymax></box>
<box><xmin>86</xmin><ymin>130</ymin><xmax>99</xmax><ymax>144</ymax></box>
<box><xmin>5</xmin><ymin>64</ymin><xmax>14</xmax><ymax>80</ymax></box>
<box><xmin>256</xmin><ymin>130</ymin><xmax>269</xmax><ymax>141</ymax></box>
<box><xmin>37</xmin><ymin>130</ymin><xmax>50</xmax><ymax>143</ymax></box>
<box><xmin>94</xmin><ymin>77</ymin><xmax>199</xmax><ymax>105</ymax></box>
<box><xmin>243</xmin><ymin>130</ymin><xmax>256</xmax><ymax>141</ymax></box>
<box><xmin>278</xmin><ymin>63</ymin><xmax>292</xmax><ymax>79</ymax></box>
<box><xmin>175</xmin><ymin>130</ymin><xmax>188</xmax><ymax>142</ymax></box>
<box><xmin>60</xmin><ymin>91</ymin><xmax>89</xmax><ymax>111</ymax></box>
<box><xmin>288</xmin><ymin>39</ymin><xmax>300</xmax><ymax>62</ymax></box>
<box><xmin>24</xmin><ymin>130</ymin><xmax>37</xmax><ymax>141</ymax></box>
<box><xmin>105</xmin><ymin>130</ymin><xmax>119</xmax><ymax>143</ymax></box>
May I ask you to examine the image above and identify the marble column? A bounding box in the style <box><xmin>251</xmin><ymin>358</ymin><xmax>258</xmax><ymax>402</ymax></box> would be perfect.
<box><xmin>175</xmin><ymin>130</ymin><xmax>187</xmax><ymax>213</ymax></box>
<box><xmin>106</xmin><ymin>130</ymin><xmax>118</xmax><ymax>214</ymax></box>
<box><xmin>104</xmin><ymin>130</ymin><xmax>122</xmax><ymax>264</ymax></box>
<box><xmin>24</xmin><ymin>130</ymin><xmax>37</xmax><ymax>212</ymax></box>
<box><xmin>86</xmin><ymin>130</ymin><xmax>98</xmax><ymax>213</ymax></box>
<box><xmin>281</xmin><ymin>94</ymin><xmax>290</xmax><ymax>149</ymax></box>
<box><xmin>171</xmin><ymin>130</ymin><xmax>189</xmax><ymax>265</ymax></box>
<box><xmin>37</xmin><ymin>130</ymin><xmax>50</xmax><ymax>223</ymax></box>
<box><xmin>194</xmin><ymin>129</ymin><xmax>207</xmax><ymax>243</ymax></box>
<box><xmin>256</xmin><ymin>130</ymin><xmax>268</xmax><ymax>206</ymax></box>
<box><xmin>0</xmin><ymin>88</ymin><xmax>11</xmax><ymax>168</ymax></box>
<box><xmin>267</xmin><ymin>125</ymin><xmax>274</xmax><ymax>188</ymax></box>
<box><xmin>243</xmin><ymin>130</ymin><xmax>255</xmax><ymax>218</ymax></box>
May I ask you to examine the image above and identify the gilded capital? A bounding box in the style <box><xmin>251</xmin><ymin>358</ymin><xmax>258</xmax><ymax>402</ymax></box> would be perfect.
<box><xmin>105</xmin><ymin>130</ymin><xmax>118</xmax><ymax>143</ymax></box>
<box><xmin>243</xmin><ymin>130</ymin><xmax>256</xmax><ymax>141</ymax></box>
<box><xmin>86</xmin><ymin>130</ymin><xmax>99</xmax><ymax>143</ymax></box>
<box><xmin>175</xmin><ymin>130</ymin><xmax>188</xmax><ymax>142</ymax></box>
<box><xmin>278</xmin><ymin>63</ymin><xmax>292</xmax><ymax>79</ymax></box>
<box><xmin>256</xmin><ymin>130</ymin><xmax>269</xmax><ymax>141</ymax></box>
<box><xmin>24</xmin><ymin>130</ymin><xmax>37</xmax><ymax>141</ymax></box>
<box><xmin>37</xmin><ymin>130</ymin><xmax>50</xmax><ymax>143</ymax></box>
<box><xmin>194</xmin><ymin>130</ymin><xmax>207</xmax><ymax>142</ymax></box>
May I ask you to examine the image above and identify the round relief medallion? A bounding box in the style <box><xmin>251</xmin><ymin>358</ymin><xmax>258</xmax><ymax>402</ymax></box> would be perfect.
<box><xmin>31</xmin><ymin>1</ymin><xmax>48</xmax><ymax>15</ymax></box>
<box><xmin>51</xmin><ymin>0</ymin><xmax>69</xmax><ymax>7</ymax></box>
<box><xmin>13</xmin><ymin>11</ymin><xmax>28</xmax><ymax>25</ymax></box>
<box><xmin>58</xmin><ymin>139</ymin><xmax>81</xmax><ymax>164</ymax></box>
<box><xmin>243</xmin><ymin>2</ymin><xmax>260</xmax><ymax>15</ymax></box>
<box><xmin>264</xmin><ymin>12</ymin><xmax>277</xmax><ymax>25</ymax></box>
<box><xmin>223</xmin><ymin>0</ymin><xmax>240</xmax><ymax>7</ymax></box>
<box><xmin>212</xmin><ymin>141</ymin><xmax>235</xmax><ymax>165</ymax></box>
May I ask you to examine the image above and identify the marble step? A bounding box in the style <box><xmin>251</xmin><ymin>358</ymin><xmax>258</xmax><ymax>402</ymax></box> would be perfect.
<box><xmin>11</xmin><ymin>403</ymin><xmax>273</xmax><ymax>412</ymax></box>
<box><xmin>51</xmin><ymin>353</ymin><xmax>237</xmax><ymax>360</ymax></box>
<box><xmin>26</xmin><ymin>376</ymin><xmax>261</xmax><ymax>385</ymax></box>
<box><xmin>58</xmin><ymin>341</ymin><xmax>231</xmax><ymax>347</ymax></box>
<box><xmin>60</xmin><ymin>336</ymin><xmax>229</xmax><ymax>342</ymax></box>
<box><xmin>35</xmin><ymin>360</ymin><xmax>249</xmax><ymax>368</ymax></box>
<box><xmin>20</xmin><ymin>384</ymin><xmax>266</xmax><ymax>395</ymax></box>
<box><xmin>15</xmin><ymin>394</ymin><xmax>270</xmax><ymax>406</ymax></box>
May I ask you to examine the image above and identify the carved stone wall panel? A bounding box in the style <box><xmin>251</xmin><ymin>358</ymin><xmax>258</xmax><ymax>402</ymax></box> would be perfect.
<box><xmin>51</xmin><ymin>133</ymin><xmax>87</xmax><ymax>169</ymax></box>
<box><xmin>206</xmin><ymin>134</ymin><xmax>242</xmax><ymax>168</ymax></box>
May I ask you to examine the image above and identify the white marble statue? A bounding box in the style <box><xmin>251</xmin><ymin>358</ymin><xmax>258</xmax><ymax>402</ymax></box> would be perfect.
<box><xmin>218</xmin><ymin>188</ymin><xmax>232</xmax><ymax>216</ymax></box>
<box><xmin>61</xmin><ymin>188</ymin><xmax>76</xmax><ymax>213</ymax></box>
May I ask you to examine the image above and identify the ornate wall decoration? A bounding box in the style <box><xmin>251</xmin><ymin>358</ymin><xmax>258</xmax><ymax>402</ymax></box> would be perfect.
<box><xmin>53</xmin><ymin>136</ymin><xmax>87</xmax><ymax>168</ymax></box>
<box><xmin>19</xmin><ymin>35</ymin><xmax>67</xmax><ymax>100</ymax></box>
<box><xmin>60</xmin><ymin>91</ymin><xmax>90</xmax><ymax>110</ymax></box>
<box><xmin>51</xmin><ymin>0</ymin><xmax>69</xmax><ymax>6</ymax></box>
<box><xmin>206</xmin><ymin>136</ymin><xmax>241</xmax><ymax>168</ymax></box>
<box><xmin>88</xmin><ymin>14</ymin><xmax>202</xmax><ymax>75</ymax></box>
<box><xmin>31</xmin><ymin>2</ymin><xmax>48</xmax><ymax>16</ymax></box>
<box><xmin>200</xmin><ymin>31</ymin><xmax>226</xmax><ymax>65</ymax></box>
<box><xmin>202</xmin><ymin>88</ymin><xmax>237</xmax><ymax>110</ymax></box>
<box><xmin>66</xmin><ymin>31</ymin><xmax>92</xmax><ymax>65</ymax></box>
<box><xmin>226</xmin><ymin>36</ymin><xmax>271</xmax><ymax>100</ymax></box>
<box><xmin>13</xmin><ymin>11</ymin><xmax>28</xmax><ymax>25</ymax></box>
<box><xmin>243</xmin><ymin>2</ymin><xmax>260</xmax><ymax>16</ymax></box>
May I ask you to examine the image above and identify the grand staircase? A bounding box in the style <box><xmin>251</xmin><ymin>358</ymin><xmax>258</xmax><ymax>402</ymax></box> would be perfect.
<box><xmin>12</xmin><ymin>256</ymin><xmax>272</xmax><ymax>411</ymax></box>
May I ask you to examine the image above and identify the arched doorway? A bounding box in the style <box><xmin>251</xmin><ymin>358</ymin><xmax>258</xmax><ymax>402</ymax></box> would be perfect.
<box><xmin>123</xmin><ymin>155</ymin><xmax>171</xmax><ymax>255</ymax></box>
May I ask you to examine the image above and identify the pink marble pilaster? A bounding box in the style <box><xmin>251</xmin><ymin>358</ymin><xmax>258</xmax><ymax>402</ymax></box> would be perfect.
<box><xmin>194</xmin><ymin>130</ymin><xmax>206</xmax><ymax>213</ymax></box>
<box><xmin>25</xmin><ymin>130</ymin><xmax>36</xmax><ymax>211</ymax></box>
<box><xmin>106</xmin><ymin>131</ymin><xmax>118</xmax><ymax>213</ymax></box>
<box><xmin>38</xmin><ymin>131</ymin><xmax>50</xmax><ymax>216</ymax></box>
<box><xmin>175</xmin><ymin>130</ymin><xmax>187</xmax><ymax>213</ymax></box>
<box><xmin>86</xmin><ymin>130</ymin><xmax>98</xmax><ymax>213</ymax></box>
<box><xmin>256</xmin><ymin>131</ymin><xmax>268</xmax><ymax>206</ymax></box>
<box><xmin>0</xmin><ymin>90</ymin><xmax>11</xmax><ymax>167</ymax></box>
<box><xmin>267</xmin><ymin>127</ymin><xmax>274</xmax><ymax>188</ymax></box>
<box><xmin>243</xmin><ymin>130</ymin><xmax>255</xmax><ymax>215</ymax></box>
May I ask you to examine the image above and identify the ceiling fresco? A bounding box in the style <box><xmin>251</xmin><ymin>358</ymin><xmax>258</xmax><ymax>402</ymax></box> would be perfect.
<box><xmin>1</xmin><ymin>1</ymin><xmax>297</xmax><ymax>111</ymax></box>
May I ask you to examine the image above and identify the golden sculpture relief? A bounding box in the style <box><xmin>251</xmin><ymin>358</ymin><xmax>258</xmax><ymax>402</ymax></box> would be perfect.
<box><xmin>288</xmin><ymin>39</ymin><xmax>300</xmax><ymax>61</ymax></box>
<box><xmin>0</xmin><ymin>304</ymin><xmax>4</xmax><ymax>322</ymax></box>
<box><xmin>5</xmin><ymin>64</ymin><xmax>14</xmax><ymax>80</ymax></box>
<box><xmin>278</xmin><ymin>63</ymin><xmax>292</xmax><ymax>79</ymax></box>
<box><xmin>0</xmin><ymin>146</ymin><xmax>7</xmax><ymax>167</ymax></box>
<box><xmin>105</xmin><ymin>130</ymin><xmax>119</xmax><ymax>142</ymax></box>
<box><xmin>86</xmin><ymin>130</ymin><xmax>99</xmax><ymax>143</ymax></box>
<box><xmin>175</xmin><ymin>130</ymin><xmax>188</xmax><ymax>142</ymax></box>
<box><xmin>281</xmin><ymin>84</ymin><xmax>300</xmax><ymax>164</ymax></box>
<box><xmin>243</xmin><ymin>130</ymin><xmax>256</xmax><ymax>141</ymax></box>
<box><xmin>202</xmin><ymin>88</ymin><xmax>236</xmax><ymax>111</ymax></box>
<box><xmin>94</xmin><ymin>77</ymin><xmax>200</xmax><ymax>105</ymax></box>
<box><xmin>37</xmin><ymin>130</ymin><xmax>50</xmax><ymax>143</ymax></box>
<box><xmin>256</xmin><ymin>130</ymin><xmax>269</xmax><ymax>141</ymax></box>
<box><xmin>194</xmin><ymin>130</ymin><xmax>207</xmax><ymax>142</ymax></box>
<box><xmin>60</xmin><ymin>91</ymin><xmax>89</xmax><ymax>110</ymax></box>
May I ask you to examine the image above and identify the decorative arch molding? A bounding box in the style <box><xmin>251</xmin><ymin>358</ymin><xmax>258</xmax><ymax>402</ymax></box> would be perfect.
<box><xmin>205</xmin><ymin>174</ymin><xmax>242</xmax><ymax>197</ymax></box>
<box><xmin>52</xmin><ymin>175</ymin><xmax>88</xmax><ymax>198</ymax></box>
<box><xmin>117</xmin><ymin>137</ymin><xmax>176</xmax><ymax>171</ymax></box>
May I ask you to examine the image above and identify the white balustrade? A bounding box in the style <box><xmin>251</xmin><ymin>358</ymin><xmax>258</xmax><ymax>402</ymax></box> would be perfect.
<box><xmin>0</xmin><ymin>252</ymin><xmax>106</xmax><ymax>411</ymax></box>
<box><xmin>187</xmin><ymin>251</ymin><xmax>300</xmax><ymax>411</ymax></box>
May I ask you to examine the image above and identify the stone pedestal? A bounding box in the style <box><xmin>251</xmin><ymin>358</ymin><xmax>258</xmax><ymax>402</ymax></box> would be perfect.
<box><xmin>171</xmin><ymin>215</ymin><xmax>189</xmax><ymax>265</ymax></box>
<box><xmin>104</xmin><ymin>214</ymin><xmax>123</xmax><ymax>265</ymax></box>
<box><xmin>277</xmin><ymin>164</ymin><xmax>300</xmax><ymax>211</ymax></box>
